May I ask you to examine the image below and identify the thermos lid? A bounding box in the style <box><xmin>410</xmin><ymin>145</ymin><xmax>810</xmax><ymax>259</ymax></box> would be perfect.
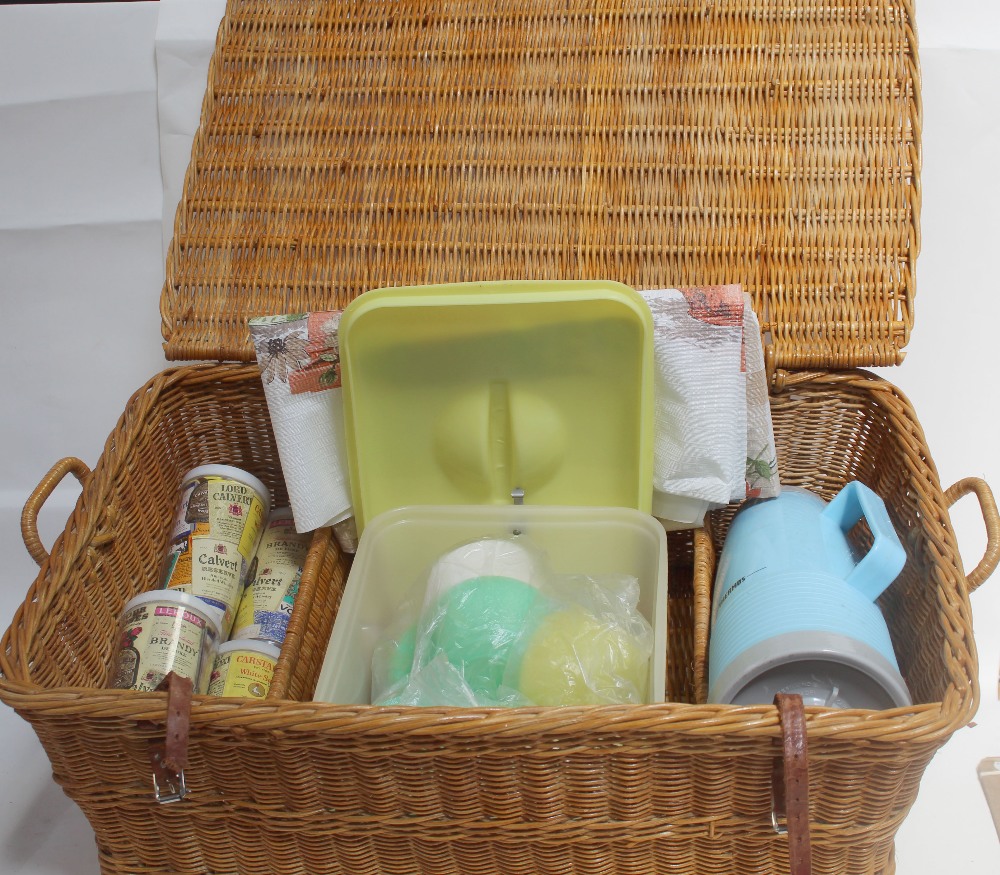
<box><xmin>709</xmin><ymin>630</ymin><xmax>912</xmax><ymax>710</ymax></box>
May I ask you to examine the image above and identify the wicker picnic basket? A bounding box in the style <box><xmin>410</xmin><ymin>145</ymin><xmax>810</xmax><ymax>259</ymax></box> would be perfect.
<box><xmin>3</xmin><ymin>1</ymin><xmax>999</xmax><ymax>873</ymax></box>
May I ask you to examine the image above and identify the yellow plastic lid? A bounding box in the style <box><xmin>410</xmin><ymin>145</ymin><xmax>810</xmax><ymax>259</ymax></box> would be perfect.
<box><xmin>339</xmin><ymin>281</ymin><xmax>654</xmax><ymax>532</ymax></box>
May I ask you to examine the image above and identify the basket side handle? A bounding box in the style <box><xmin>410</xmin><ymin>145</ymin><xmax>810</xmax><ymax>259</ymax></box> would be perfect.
<box><xmin>945</xmin><ymin>477</ymin><xmax>1000</xmax><ymax>592</ymax></box>
<box><xmin>21</xmin><ymin>457</ymin><xmax>92</xmax><ymax>566</ymax></box>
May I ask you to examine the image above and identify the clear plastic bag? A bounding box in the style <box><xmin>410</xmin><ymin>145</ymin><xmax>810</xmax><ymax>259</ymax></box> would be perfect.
<box><xmin>504</xmin><ymin>573</ymin><xmax>653</xmax><ymax>706</ymax></box>
<box><xmin>370</xmin><ymin>537</ymin><xmax>654</xmax><ymax>707</ymax></box>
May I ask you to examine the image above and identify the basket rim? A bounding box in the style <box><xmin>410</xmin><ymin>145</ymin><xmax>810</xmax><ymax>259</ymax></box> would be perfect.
<box><xmin>0</xmin><ymin>367</ymin><xmax>978</xmax><ymax>751</ymax></box>
<box><xmin>0</xmin><ymin>680</ymin><xmax>967</xmax><ymax>747</ymax></box>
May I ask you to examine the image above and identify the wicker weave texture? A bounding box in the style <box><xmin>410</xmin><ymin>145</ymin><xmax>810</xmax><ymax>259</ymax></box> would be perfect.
<box><xmin>0</xmin><ymin>365</ymin><xmax>979</xmax><ymax>875</ymax></box>
<box><xmin>0</xmin><ymin>367</ymin><xmax>350</xmax><ymax>703</ymax></box>
<box><xmin>2</xmin><ymin>1</ymin><xmax>979</xmax><ymax>873</ymax></box>
<box><xmin>164</xmin><ymin>0</ymin><xmax>918</xmax><ymax>368</ymax></box>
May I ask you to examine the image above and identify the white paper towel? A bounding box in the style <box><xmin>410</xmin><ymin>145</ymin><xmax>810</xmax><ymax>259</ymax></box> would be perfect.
<box><xmin>640</xmin><ymin>285</ymin><xmax>777</xmax><ymax>527</ymax></box>
<box><xmin>250</xmin><ymin>311</ymin><xmax>353</xmax><ymax>533</ymax></box>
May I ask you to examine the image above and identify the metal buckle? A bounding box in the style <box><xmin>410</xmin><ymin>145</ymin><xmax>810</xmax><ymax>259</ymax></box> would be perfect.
<box><xmin>150</xmin><ymin>743</ymin><xmax>188</xmax><ymax>804</ymax></box>
<box><xmin>771</xmin><ymin>809</ymin><xmax>788</xmax><ymax>835</ymax></box>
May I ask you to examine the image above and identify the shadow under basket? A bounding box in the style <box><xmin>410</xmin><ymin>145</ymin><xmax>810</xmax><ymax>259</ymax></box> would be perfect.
<box><xmin>1</xmin><ymin>362</ymin><xmax>995</xmax><ymax>875</ymax></box>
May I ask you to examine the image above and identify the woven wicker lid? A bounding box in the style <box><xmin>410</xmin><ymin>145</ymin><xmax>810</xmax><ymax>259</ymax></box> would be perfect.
<box><xmin>162</xmin><ymin>0</ymin><xmax>919</xmax><ymax>371</ymax></box>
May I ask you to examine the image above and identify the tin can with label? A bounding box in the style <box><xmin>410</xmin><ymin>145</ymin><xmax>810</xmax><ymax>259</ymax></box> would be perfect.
<box><xmin>231</xmin><ymin>508</ymin><xmax>310</xmax><ymax>646</ymax></box>
<box><xmin>160</xmin><ymin>464</ymin><xmax>270</xmax><ymax>636</ymax></box>
<box><xmin>110</xmin><ymin>590</ymin><xmax>222</xmax><ymax>693</ymax></box>
<box><xmin>207</xmin><ymin>639</ymin><xmax>281</xmax><ymax>698</ymax></box>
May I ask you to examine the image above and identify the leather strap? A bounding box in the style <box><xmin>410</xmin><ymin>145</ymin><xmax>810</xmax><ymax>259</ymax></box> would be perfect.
<box><xmin>159</xmin><ymin>671</ymin><xmax>194</xmax><ymax>772</ymax></box>
<box><xmin>772</xmin><ymin>693</ymin><xmax>811</xmax><ymax>875</ymax></box>
<box><xmin>148</xmin><ymin>672</ymin><xmax>194</xmax><ymax>803</ymax></box>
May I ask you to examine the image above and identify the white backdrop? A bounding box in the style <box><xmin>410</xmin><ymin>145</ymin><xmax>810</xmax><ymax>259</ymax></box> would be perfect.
<box><xmin>1</xmin><ymin>2</ymin><xmax>998</xmax><ymax>872</ymax></box>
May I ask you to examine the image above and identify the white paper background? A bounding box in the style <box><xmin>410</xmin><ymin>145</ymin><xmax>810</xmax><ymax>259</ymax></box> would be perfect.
<box><xmin>0</xmin><ymin>2</ymin><xmax>998</xmax><ymax>872</ymax></box>
<box><xmin>155</xmin><ymin>0</ymin><xmax>228</xmax><ymax>256</ymax></box>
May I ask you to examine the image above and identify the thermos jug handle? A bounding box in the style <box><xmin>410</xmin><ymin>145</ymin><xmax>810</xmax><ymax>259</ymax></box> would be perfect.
<box><xmin>823</xmin><ymin>481</ymin><xmax>907</xmax><ymax>602</ymax></box>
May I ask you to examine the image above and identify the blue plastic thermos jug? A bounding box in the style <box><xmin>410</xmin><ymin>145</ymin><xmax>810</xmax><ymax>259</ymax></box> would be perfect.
<box><xmin>708</xmin><ymin>481</ymin><xmax>912</xmax><ymax>709</ymax></box>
